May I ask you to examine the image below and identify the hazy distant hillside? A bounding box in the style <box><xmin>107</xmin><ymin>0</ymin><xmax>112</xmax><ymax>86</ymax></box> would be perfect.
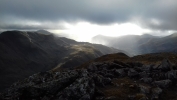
<box><xmin>0</xmin><ymin>30</ymin><xmax>121</xmax><ymax>91</ymax></box>
<box><xmin>92</xmin><ymin>34</ymin><xmax>160</xmax><ymax>55</ymax></box>
<box><xmin>139</xmin><ymin>33</ymin><xmax>177</xmax><ymax>53</ymax></box>
<box><xmin>92</xmin><ymin>33</ymin><xmax>177</xmax><ymax>55</ymax></box>
<box><xmin>92</xmin><ymin>34</ymin><xmax>177</xmax><ymax>55</ymax></box>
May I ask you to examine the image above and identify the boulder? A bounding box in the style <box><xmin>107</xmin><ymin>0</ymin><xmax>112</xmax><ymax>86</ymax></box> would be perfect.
<box><xmin>114</xmin><ymin>69</ymin><xmax>126</xmax><ymax>77</ymax></box>
<box><xmin>139</xmin><ymin>85</ymin><xmax>151</xmax><ymax>94</ymax></box>
<box><xmin>151</xmin><ymin>87</ymin><xmax>163</xmax><ymax>100</ymax></box>
<box><xmin>128</xmin><ymin>68</ymin><xmax>139</xmax><ymax>78</ymax></box>
<box><xmin>100</xmin><ymin>64</ymin><xmax>109</xmax><ymax>70</ymax></box>
<box><xmin>88</xmin><ymin>63</ymin><xmax>98</xmax><ymax>72</ymax></box>
<box><xmin>104</xmin><ymin>73</ymin><xmax>114</xmax><ymax>78</ymax></box>
<box><xmin>141</xmin><ymin>65</ymin><xmax>152</xmax><ymax>72</ymax></box>
<box><xmin>108</xmin><ymin>62</ymin><xmax>125</xmax><ymax>69</ymax></box>
<box><xmin>153</xmin><ymin>79</ymin><xmax>172</xmax><ymax>88</ymax></box>
<box><xmin>58</xmin><ymin>77</ymin><xmax>95</xmax><ymax>100</ymax></box>
<box><xmin>127</xmin><ymin>62</ymin><xmax>143</xmax><ymax>68</ymax></box>
<box><xmin>79</xmin><ymin>94</ymin><xmax>91</xmax><ymax>100</ymax></box>
<box><xmin>165</xmin><ymin>70</ymin><xmax>177</xmax><ymax>81</ymax></box>
<box><xmin>140</xmin><ymin>78</ymin><xmax>153</xmax><ymax>83</ymax></box>
<box><xmin>92</xmin><ymin>74</ymin><xmax>111</xmax><ymax>86</ymax></box>
<box><xmin>139</xmin><ymin>71</ymin><xmax>150</xmax><ymax>78</ymax></box>
<box><xmin>158</xmin><ymin>59</ymin><xmax>172</xmax><ymax>72</ymax></box>
<box><xmin>105</xmin><ymin>96</ymin><xmax>117</xmax><ymax>100</ymax></box>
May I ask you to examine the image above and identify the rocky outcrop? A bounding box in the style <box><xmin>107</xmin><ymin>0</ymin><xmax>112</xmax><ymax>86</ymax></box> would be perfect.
<box><xmin>1</xmin><ymin>59</ymin><xmax>177</xmax><ymax>100</ymax></box>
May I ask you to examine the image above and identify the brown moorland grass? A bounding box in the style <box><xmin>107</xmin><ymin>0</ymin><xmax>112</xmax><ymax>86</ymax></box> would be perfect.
<box><xmin>76</xmin><ymin>52</ymin><xmax>177</xmax><ymax>69</ymax></box>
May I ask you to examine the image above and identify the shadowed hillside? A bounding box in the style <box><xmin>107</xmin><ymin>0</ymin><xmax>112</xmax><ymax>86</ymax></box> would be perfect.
<box><xmin>0</xmin><ymin>30</ymin><xmax>122</xmax><ymax>91</ymax></box>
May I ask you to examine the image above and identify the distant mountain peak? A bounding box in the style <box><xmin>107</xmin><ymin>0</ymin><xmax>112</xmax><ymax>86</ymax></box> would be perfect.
<box><xmin>169</xmin><ymin>33</ymin><xmax>177</xmax><ymax>37</ymax></box>
<box><xmin>141</xmin><ymin>34</ymin><xmax>154</xmax><ymax>38</ymax></box>
<box><xmin>36</xmin><ymin>30</ymin><xmax>52</xmax><ymax>35</ymax></box>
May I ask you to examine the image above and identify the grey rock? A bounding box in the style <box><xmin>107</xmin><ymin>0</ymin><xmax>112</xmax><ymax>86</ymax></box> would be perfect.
<box><xmin>95</xmin><ymin>97</ymin><xmax>105</xmax><ymax>100</ymax></box>
<box><xmin>95</xmin><ymin>88</ymin><xmax>105</xmax><ymax>96</ymax></box>
<box><xmin>88</xmin><ymin>63</ymin><xmax>98</xmax><ymax>72</ymax></box>
<box><xmin>140</xmin><ymin>78</ymin><xmax>153</xmax><ymax>83</ymax></box>
<box><xmin>158</xmin><ymin>59</ymin><xmax>172</xmax><ymax>72</ymax></box>
<box><xmin>139</xmin><ymin>85</ymin><xmax>151</xmax><ymax>94</ymax></box>
<box><xmin>104</xmin><ymin>73</ymin><xmax>114</xmax><ymax>78</ymax></box>
<box><xmin>128</xmin><ymin>95</ymin><xmax>136</xmax><ymax>100</ymax></box>
<box><xmin>79</xmin><ymin>94</ymin><xmax>90</xmax><ymax>100</ymax></box>
<box><xmin>114</xmin><ymin>69</ymin><xmax>126</xmax><ymax>77</ymax></box>
<box><xmin>59</xmin><ymin>77</ymin><xmax>95</xmax><ymax>100</ymax></box>
<box><xmin>165</xmin><ymin>70</ymin><xmax>177</xmax><ymax>81</ymax></box>
<box><xmin>93</xmin><ymin>75</ymin><xmax>104</xmax><ymax>86</ymax></box>
<box><xmin>151</xmin><ymin>72</ymin><xmax>166</xmax><ymax>80</ymax></box>
<box><xmin>100</xmin><ymin>64</ymin><xmax>109</xmax><ymax>70</ymax></box>
<box><xmin>141</xmin><ymin>65</ymin><xmax>152</xmax><ymax>72</ymax></box>
<box><xmin>153</xmin><ymin>79</ymin><xmax>172</xmax><ymax>88</ymax></box>
<box><xmin>93</xmin><ymin>74</ymin><xmax>112</xmax><ymax>87</ymax></box>
<box><xmin>108</xmin><ymin>62</ymin><xmax>125</xmax><ymax>69</ymax></box>
<box><xmin>151</xmin><ymin>87</ymin><xmax>163</xmax><ymax>100</ymax></box>
<box><xmin>139</xmin><ymin>96</ymin><xmax>148</xmax><ymax>100</ymax></box>
<box><xmin>105</xmin><ymin>96</ymin><xmax>117</xmax><ymax>100</ymax></box>
<box><xmin>128</xmin><ymin>68</ymin><xmax>139</xmax><ymax>78</ymax></box>
<box><xmin>139</xmin><ymin>71</ymin><xmax>150</xmax><ymax>78</ymax></box>
<box><xmin>103</xmin><ymin>78</ymin><xmax>112</xmax><ymax>85</ymax></box>
<box><xmin>128</xmin><ymin>62</ymin><xmax>143</xmax><ymax>68</ymax></box>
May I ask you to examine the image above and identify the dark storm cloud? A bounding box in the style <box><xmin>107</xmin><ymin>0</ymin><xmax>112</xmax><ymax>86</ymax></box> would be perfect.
<box><xmin>0</xmin><ymin>0</ymin><xmax>131</xmax><ymax>23</ymax></box>
<box><xmin>0</xmin><ymin>24</ymin><xmax>66</xmax><ymax>30</ymax></box>
<box><xmin>0</xmin><ymin>0</ymin><xmax>177</xmax><ymax>31</ymax></box>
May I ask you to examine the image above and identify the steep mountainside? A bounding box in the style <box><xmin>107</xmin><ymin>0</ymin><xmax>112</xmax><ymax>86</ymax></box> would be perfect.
<box><xmin>139</xmin><ymin>33</ymin><xmax>177</xmax><ymax>54</ymax></box>
<box><xmin>92</xmin><ymin>34</ymin><xmax>177</xmax><ymax>55</ymax></box>
<box><xmin>1</xmin><ymin>53</ymin><xmax>177</xmax><ymax>100</ymax></box>
<box><xmin>0</xmin><ymin>30</ymin><xmax>121</xmax><ymax>91</ymax></box>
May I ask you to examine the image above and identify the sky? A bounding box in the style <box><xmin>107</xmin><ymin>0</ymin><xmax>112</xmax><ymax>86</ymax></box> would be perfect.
<box><xmin>0</xmin><ymin>0</ymin><xmax>177</xmax><ymax>42</ymax></box>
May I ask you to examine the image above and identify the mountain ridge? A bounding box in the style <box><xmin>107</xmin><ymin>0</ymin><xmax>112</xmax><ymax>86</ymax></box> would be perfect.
<box><xmin>0</xmin><ymin>30</ymin><xmax>122</xmax><ymax>91</ymax></box>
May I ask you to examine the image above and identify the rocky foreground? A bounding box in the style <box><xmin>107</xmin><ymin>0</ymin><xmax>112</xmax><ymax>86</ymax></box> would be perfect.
<box><xmin>1</xmin><ymin>59</ymin><xmax>177</xmax><ymax>100</ymax></box>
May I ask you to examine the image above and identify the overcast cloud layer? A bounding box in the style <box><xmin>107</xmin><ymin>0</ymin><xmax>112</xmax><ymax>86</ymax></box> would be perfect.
<box><xmin>0</xmin><ymin>0</ymin><xmax>177</xmax><ymax>33</ymax></box>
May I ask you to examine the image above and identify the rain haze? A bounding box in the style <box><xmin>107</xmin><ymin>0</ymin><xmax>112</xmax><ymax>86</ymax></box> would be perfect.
<box><xmin>0</xmin><ymin>0</ymin><xmax>177</xmax><ymax>42</ymax></box>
